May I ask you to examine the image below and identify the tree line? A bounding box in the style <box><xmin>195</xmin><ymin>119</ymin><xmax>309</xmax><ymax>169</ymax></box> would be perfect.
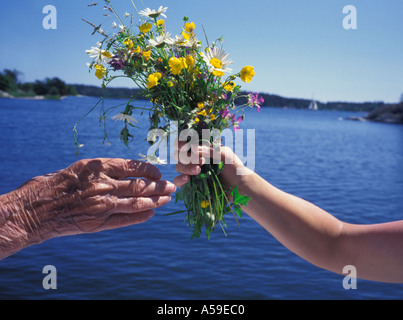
<box><xmin>236</xmin><ymin>92</ymin><xmax>387</xmax><ymax>113</ymax></box>
<box><xmin>0</xmin><ymin>69</ymin><xmax>394</xmax><ymax>113</ymax></box>
<box><xmin>0</xmin><ymin>69</ymin><xmax>77</xmax><ymax>99</ymax></box>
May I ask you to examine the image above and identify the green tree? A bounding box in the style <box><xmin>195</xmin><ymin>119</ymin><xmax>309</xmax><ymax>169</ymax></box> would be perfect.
<box><xmin>33</xmin><ymin>80</ymin><xmax>48</xmax><ymax>95</ymax></box>
<box><xmin>0</xmin><ymin>69</ymin><xmax>21</xmax><ymax>92</ymax></box>
<box><xmin>46</xmin><ymin>77</ymin><xmax>66</xmax><ymax>96</ymax></box>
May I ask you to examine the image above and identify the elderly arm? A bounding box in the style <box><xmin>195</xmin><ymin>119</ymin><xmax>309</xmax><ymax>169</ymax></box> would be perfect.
<box><xmin>0</xmin><ymin>158</ymin><xmax>176</xmax><ymax>260</ymax></box>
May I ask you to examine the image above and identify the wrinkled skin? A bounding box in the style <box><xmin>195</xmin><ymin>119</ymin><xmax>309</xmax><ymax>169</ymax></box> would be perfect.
<box><xmin>0</xmin><ymin>158</ymin><xmax>175</xmax><ymax>260</ymax></box>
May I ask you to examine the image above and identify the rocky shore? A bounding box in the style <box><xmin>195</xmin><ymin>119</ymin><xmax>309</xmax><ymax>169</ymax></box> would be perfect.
<box><xmin>348</xmin><ymin>102</ymin><xmax>403</xmax><ymax>125</ymax></box>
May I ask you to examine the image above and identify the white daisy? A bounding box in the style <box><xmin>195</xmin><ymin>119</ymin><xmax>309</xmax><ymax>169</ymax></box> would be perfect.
<box><xmin>201</xmin><ymin>47</ymin><xmax>233</xmax><ymax>76</ymax></box>
<box><xmin>138</xmin><ymin>6</ymin><xmax>168</xmax><ymax>19</ymax></box>
<box><xmin>85</xmin><ymin>46</ymin><xmax>112</xmax><ymax>64</ymax></box>
<box><xmin>206</xmin><ymin>212</ymin><xmax>216</xmax><ymax>222</ymax></box>
<box><xmin>171</xmin><ymin>34</ymin><xmax>186</xmax><ymax>46</ymax></box>
<box><xmin>111</xmin><ymin>113</ymin><xmax>138</xmax><ymax>125</ymax></box>
<box><xmin>147</xmin><ymin>129</ymin><xmax>168</xmax><ymax>145</ymax></box>
<box><xmin>111</xmin><ymin>21</ymin><xmax>117</xmax><ymax>28</ymax></box>
<box><xmin>138</xmin><ymin>153</ymin><xmax>167</xmax><ymax>165</ymax></box>
<box><xmin>148</xmin><ymin>32</ymin><xmax>174</xmax><ymax>47</ymax></box>
<box><xmin>171</xmin><ymin>34</ymin><xmax>200</xmax><ymax>48</ymax></box>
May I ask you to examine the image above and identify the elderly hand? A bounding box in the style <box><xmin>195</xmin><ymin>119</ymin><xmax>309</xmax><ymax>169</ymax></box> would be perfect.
<box><xmin>0</xmin><ymin>158</ymin><xmax>175</xmax><ymax>260</ymax></box>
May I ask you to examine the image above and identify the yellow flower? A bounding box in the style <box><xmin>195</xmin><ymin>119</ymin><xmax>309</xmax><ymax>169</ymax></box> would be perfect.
<box><xmin>212</xmin><ymin>70</ymin><xmax>225</xmax><ymax>77</ymax></box>
<box><xmin>200</xmin><ymin>200</ymin><xmax>210</xmax><ymax>208</ymax></box>
<box><xmin>139</xmin><ymin>23</ymin><xmax>152</xmax><ymax>33</ymax></box>
<box><xmin>210</xmin><ymin>114</ymin><xmax>216</xmax><ymax>121</ymax></box>
<box><xmin>167</xmin><ymin>80</ymin><xmax>174</xmax><ymax>87</ymax></box>
<box><xmin>94</xmin><ymin>64</ymin><xmax>106</xmax><ymax>79</ymax></box>
<box><xmin>181</xmin><ymin>31</ymin><xmax>191</xmax><ymax>40</ymax></box>
<box><xmin>146</xmin><ymin>72</ymin><xmax>162</xmax><ymax>89</ymax></box>
<box><xmin>186</xmin><ymin>55</ymin><xmax>195</xmax><ymax>67</ymax></box>
<box><xmin>156</xmin><ymin>19</ymin><xmax>165</xmax><ymax>26</ymax></box>
<box><xmin>182</xmin><ymin>22</ymin><xmax>195</xmax><ymax>40</ymax></box>
<box><xmin>198</xmin><ymin>110</ymin><xmax>207</xmax><ymax>117</ymax></box>
<box><xmin>142</xmin><ymin>50</ymin><xmax>151</xmax><ymax>61</ymax></box>
<box><xmin>123</xmin><ymin>39</ymin><xmax>134</xmax><ymax>49</ymax></box>
<box><xmin>183</xmin><ymin>22</ymin><xmax>195</xmax><ymax>33</ymax></box>
<box><xmin>197</xmin><ymin>102</ymin><xmax>204</xmax><ymax>109</ymax></box>
<box><xmin>168</xmin><ymin>57</ymin><xmax>187</xmax><ymax>75</ymax></box>
<box><xmin>223</xmin><ymin>81</ymin><xmax>236</xmax><ymax>92</ymax></box>
<box><xmin>240</xmin><ymin>66</ymin><xmax>255</xmax><ymax>83</ymax></box>
<box><xmin>132</xmin><ymin>46</ymin><xmax>141</xmax><ymax>53</ymax></box>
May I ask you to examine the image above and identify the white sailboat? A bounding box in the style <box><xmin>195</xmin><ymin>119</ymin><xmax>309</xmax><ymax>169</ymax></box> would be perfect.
<box><xmin>308</xmin><ymin>98</ymin><xmax>318</xmax><ymax>111</ymax></box>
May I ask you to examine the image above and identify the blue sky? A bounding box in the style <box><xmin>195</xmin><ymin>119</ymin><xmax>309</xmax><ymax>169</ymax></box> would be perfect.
<box><xmin>0</xmin><ymin>0</ymin><xmax>402</xmax><ymax>103</ymax></box>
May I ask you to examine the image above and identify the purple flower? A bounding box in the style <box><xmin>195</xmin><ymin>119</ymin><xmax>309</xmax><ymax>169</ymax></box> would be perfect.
<box><xmin>220</xmin><ymin>107</ymin><xmax>230</xmax><ymax>118</ymax></box>
<box><xmin>247</xmin><ymin>92</ymin><xmax>264</xmax><ymax>112</ymax></box>
<box><xmin>220</xmin><ymin>107</ymin><xmax>245</xmax><ymax>131</ymax></box>
<box><xmin>109</xmin><ymin>55</ymin><xmax>126</xmax><ymax>70</ymax></box>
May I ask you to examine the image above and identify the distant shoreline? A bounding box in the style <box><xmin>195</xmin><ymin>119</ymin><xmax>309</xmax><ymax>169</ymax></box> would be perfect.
<box><xmin>2</xmin><ymin>87</ymin><xmax>402</xmax><ymax>125</ymax></box>
<box><xmin>0</xmin><ymin>90</ymin><xmax>73</xmax><ymax>101</ymax></box>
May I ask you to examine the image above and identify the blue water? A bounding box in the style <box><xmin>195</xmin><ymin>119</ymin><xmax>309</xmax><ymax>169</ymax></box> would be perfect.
<box><xmin>0</xmin><ymin>96</ymin><xmax>403</xmax><ymax>299</ymax></box>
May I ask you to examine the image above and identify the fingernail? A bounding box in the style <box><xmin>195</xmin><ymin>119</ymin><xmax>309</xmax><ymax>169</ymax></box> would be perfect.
<box><xmin>167</xmin><ymin>182</ymin><xmax>176</xmax><ymax>192</ymax></box>
<box><xmin>182</xmin><ymin>175</ymin><xmax>189</xmax><ymax>181</ymax></box>
<box><xmin>161</xmin><ymin>195</ymin><xmax>171</xmax><ymax>202</ymax></box>
<box><xmin>192</xmin><ymin>166</ymin><xmax>200</xmax><ymax>174</ymax></box>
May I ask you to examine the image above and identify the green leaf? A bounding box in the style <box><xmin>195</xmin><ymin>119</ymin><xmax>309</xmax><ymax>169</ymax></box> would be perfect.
<box><xmin>231</xmin><ymin>185</ymin><xmax>251</xmax><ymax>206</ymax></box>
<box><xmin>216</xmin><ymin>161</ymin><xmax>225</xmax><ymax>175</ymax></box>
<box><xmin>234</xmin><ymin>204</ymin><xmax>243</xmax><ymax>218</ymax></box>
<box><xmin>218</xmin><ymin>161</ymin><xmax>224</xmax><ymax>171</ymax></box>
<box><xmin>175</xmin><ymin>188</ymin><xmax>186</xmax><ymax>203</ymax></box>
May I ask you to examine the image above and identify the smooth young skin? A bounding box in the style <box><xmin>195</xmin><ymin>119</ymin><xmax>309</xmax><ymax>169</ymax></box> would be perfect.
<box><xmin>174</xmin><ymin>142</ymin><xmax>403</xmax><ymax>283</ymax></box>
<box><xmin>0</xmin><ymin>158</ymin><xmax>176</xmax><ymax>261</ymax></box>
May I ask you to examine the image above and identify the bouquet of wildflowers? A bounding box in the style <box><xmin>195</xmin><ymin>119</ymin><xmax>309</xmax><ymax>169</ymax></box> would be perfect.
<box><xmin>77</xmin><ymin>1</ymin><xmax>263</xmax><ymax>238</ymax></box>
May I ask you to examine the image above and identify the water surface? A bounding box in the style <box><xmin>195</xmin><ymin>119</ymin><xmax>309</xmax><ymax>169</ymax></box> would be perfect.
<box><xmin>0</xmin><ymin>97</ymin><xmax>402</xmax><ymax>299</ymax></box>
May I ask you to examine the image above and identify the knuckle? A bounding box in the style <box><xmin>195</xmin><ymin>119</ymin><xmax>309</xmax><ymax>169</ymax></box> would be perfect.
<box><xmin>88</xmin><ymin>194</ymin><xmax>115</xmax><ymax>213</ymax></box>
<box><xmin>67</xmin><ymin>158</ymin><xmax>103</xmax><ymax>181</ymax></box>
<box><xmin>131</xmin><ymin>179</ymin><xmax>147</xmax><ymax>195</ymax></box>
<box><xmin>132</xmin><ymin>197</ymin><xmax>146</xmax><ymax>211</ymax></box>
